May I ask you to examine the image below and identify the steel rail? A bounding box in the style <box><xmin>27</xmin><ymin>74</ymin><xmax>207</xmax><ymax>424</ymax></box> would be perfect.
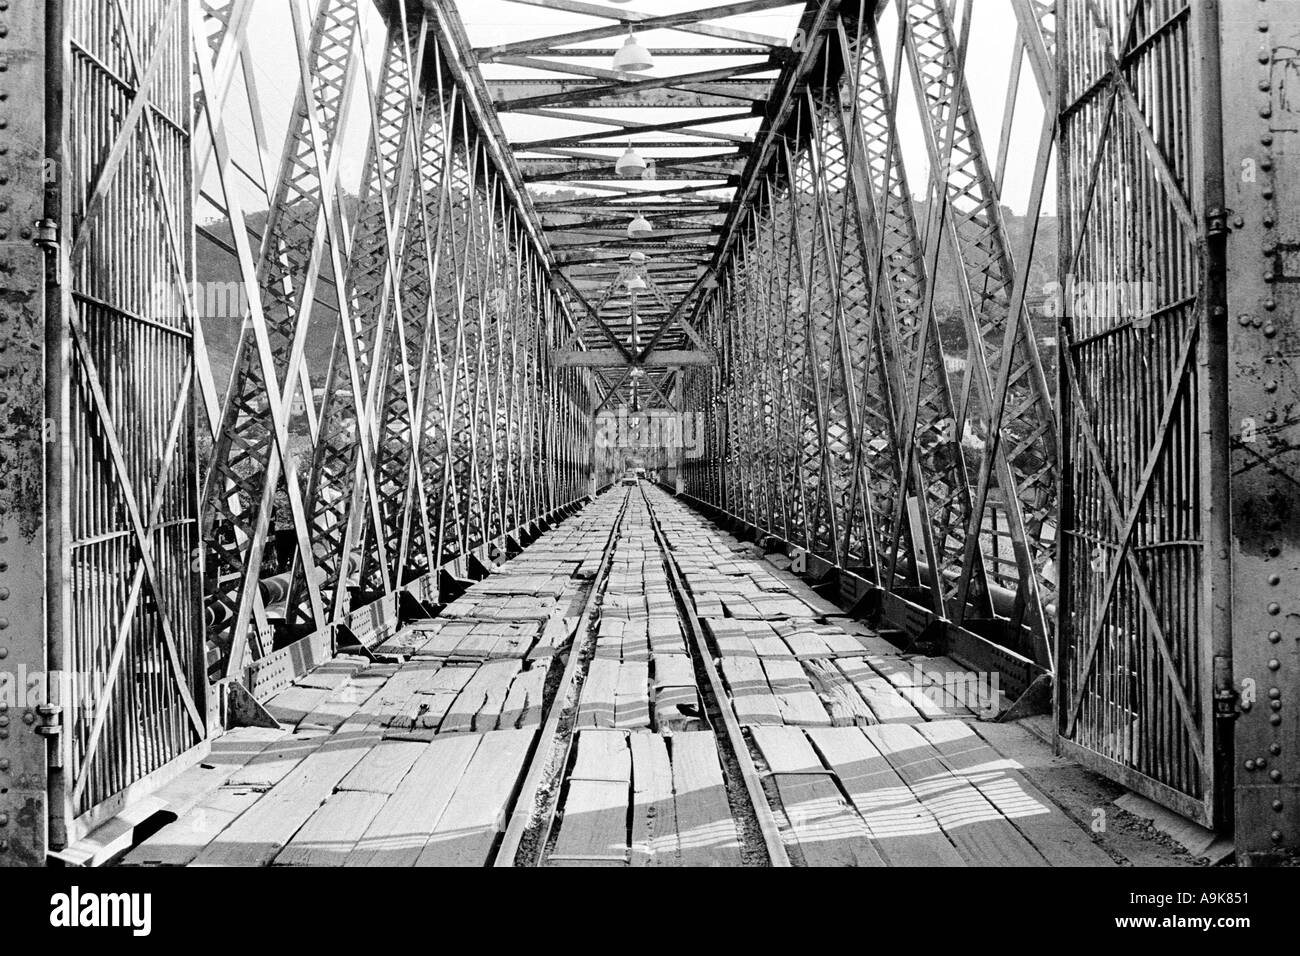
<box><xmin>493</xmin><ymin>487</ymin><xmax>633</xmax><ymax>866</ymax></box>
<box><xmin>637</xmin><ymin>485</ymin><xmax>791</xmax><ymax>867</ymax></box>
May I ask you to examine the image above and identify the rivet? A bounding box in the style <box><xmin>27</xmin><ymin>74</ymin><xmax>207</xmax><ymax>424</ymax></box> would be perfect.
<box><xmin>1262</xmin><ymin>186</ymin><xmax>1275</xmax><ymax>199</ymax></box>
<box><xmin>1271</xmin><ymin>700</ymin><xmax>1282</xmax><ymax>711</ymax></box>
<box><xmin>1269</xmin><ymin>630</ymin><xmax>1282</xmax><ymax>643</ymax></box>
<box><xmin>1271</xmin><ymin>744</ymin><xmax>1283</xmax><ymax>755</ymax></box>
<box><xmin>1269</xmin><ymin>573</ymin><xmax>1281</xmax><ymax>585</ymax></box>
<box><xmin>1264</xmin><ymin>298</ymin><xmax>1277</xmax><ymax>310</ymax></box>
<box><xmin>0</xmin><ymin>758</ymin><xmax>8</xmax><ymax>771</ymax></box>
<box><xmin>1270</xmin><ymin>687</ymin><xmax>1281</xmax><ymax>699</ymax></box>
<box><xmin>1271</xmin><ymin>769</ymin><xmax>1283</xmax><ymax>781</ymax></box>
<box><xmin>1245</xmin><ymin>758</ymin><xmax>1257</xmax><ymax>770</ymax></box>
<box><xmin>1261</xmin><ymin>133</ymin><xmax>1274</xmax><ymax>146</ymax></box>
<box><xmin>1273</xmin><ymin>800</ymin><xmax>1284</xmax><ymax>812</ymax></box>
<box><xmin>1264</xmin><ymin>216</ymin><xmax>1276</xmax><ymax>228</ymax></box>
<box><xmin>0</xmin><ymin>813</ymin><xmax>8</xmax><ymax>826</ymax></box>
<box><xmin>1271</xmin><ymin>831</ymin><xmax>1283</xmax><ymax>844</ymax></box>
<box><xmin>1265</xmin><ymin>380</ymin><xmax>1278</xmax><ymax>393</ymax></box>
<box><xmin>1259</xmin><ymin>79</ymin><xmax>1271</xmax><ymax>91</ymax></box>
<box><xmin>1268</xmin><ymin>602</ymin><xmax>1281</xmax><ymax>615</ymax></box>
<box><xmin>1272</xmin><ymin>714</ymin><xmax>1283</xmax><ymax>726</ymax></box>
<box><xmin>1260</xmin><ymin>20</ymin><xmax>1271</xmax><ymax>31</ymax></box>
<box><xmin>0</xmin><ymin>647</ymin><xmax>6</xmax><ymax>659</ymax></box>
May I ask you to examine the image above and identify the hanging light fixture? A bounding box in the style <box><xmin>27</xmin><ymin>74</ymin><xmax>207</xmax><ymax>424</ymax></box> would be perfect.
<box><xmin>615</xmin><ymin>145</ymin><xmax>647</xmax><ymax>177</ymax></box>
<box><xmin>629</xmin><ymin>251</ymin><xmax>648</xmax><ymax>264</ymax></box>
<box><xmin>625</xmin><ymin>273</ymin><xmax>647</xmax><ymax>292</ymax></box>
<box><xmin>612</xmin><ymin>27</ymin><xmax>653</xmax><ymax>72</ymax></box>
<box><xmin>628</xmin><ymin>212</ymin><xmax>653</xmax><ymax>239</ymax></box>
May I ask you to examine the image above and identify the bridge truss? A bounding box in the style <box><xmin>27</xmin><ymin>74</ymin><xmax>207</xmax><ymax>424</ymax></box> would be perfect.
<box><xmin>0</xmin><ymin>0</ymin><xmax>1295</xmax><ymax>865</ymax></box>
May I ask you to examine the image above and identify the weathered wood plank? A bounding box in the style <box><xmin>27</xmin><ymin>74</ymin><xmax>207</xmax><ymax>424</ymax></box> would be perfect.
<box><xmin>670</xmin><ymin>732</ymin><xmax>742</xmax><ymax>866</ymax></box>
<box><xmin>864</xmin><ymin>723</ymin><xmax>1048</xmax><ymax>866</ymax></box>
<box><xmin>762</xmin><ymin>658</ymin><xmax>832</xmax><ymax>726</ymax></box>
<box><xmin>630</xmin><ymin>731</ymin><xmax>678</xmax><ymax>866</ymax></box>
<box><xmin>345</xmin><ymin>733</ymin><xmax>482</xmax><ymax>867</ymax></box>
<box><xmin>806</xmin><ymin>726</ymin><xmax>965</xmax><ymax>867</ymax></box>
<box><xmin>916</xmin><ymin>721</ymin><xmax>1114</xmax><ymax>867</ymax></box>
<box><xmin>194</xmin><ymin>737</ymin><xmax>376</xmax><ymax>866</ymax></box>
<box><xmin>337</xmin><ymin>739</ymin><xmax>425</xmax><ymax>795</ymax></box>
<box><xmin>750</xmin><ymin>725</ymin><xmax>884</xmax><ymax>866</ymax></box>
<box><xmin>275</xmin><ymin>791</ymin><xmax>389</xmax><ymax>866</ymax></box>
<box><xmin>415</xmin><ymin>729</ymin><xmax>536</xmax><ymax>866</ymax></box>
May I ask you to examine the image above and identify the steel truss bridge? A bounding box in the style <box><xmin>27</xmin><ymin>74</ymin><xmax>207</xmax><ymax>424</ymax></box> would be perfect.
<box><xmin>0</xmin><ymin>0</ymin><xmax>1295</xmax><ymax>865</ymax></box>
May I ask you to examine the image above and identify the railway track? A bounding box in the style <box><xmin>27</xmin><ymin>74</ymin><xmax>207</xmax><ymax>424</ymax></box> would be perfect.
<box><xmin>491</xmin><ymin>482</ymin><xmax>786</xmax><ymax>867</ymax></box>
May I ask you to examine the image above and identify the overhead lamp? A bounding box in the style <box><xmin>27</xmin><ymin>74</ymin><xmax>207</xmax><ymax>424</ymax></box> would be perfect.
<box><xmin>625</xmin><ymin>273</ymin><xmax>647</xmax><ymax>292</ymax></box>
<box><xmin>612</xmin><ymin>28</ymin><xmax>653</xmax><ymax>72</ymax></box>
<box><xmin>615</xmin><ymin>145</ymin><xmax>647</xmax><ymax>177</ymax></box>
<box><xmin>628</xmin><ymin>212</ymin><xmax>653</xmax><ymax>238</ymax></box>
<box><xmin>629</xmin><ymin>366</ymin><xmax>645</xmax><ymax>379</ymax></box>
<box><xmin>629</xmin><ymin>251</ymin><xmax>648</xmax><ymax>264</ymax></box>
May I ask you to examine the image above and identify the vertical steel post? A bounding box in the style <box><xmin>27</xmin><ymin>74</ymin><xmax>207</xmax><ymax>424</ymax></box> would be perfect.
<box><xmin>1219</xmin><ymin>0</ymin><xmax>1300</xmax><ymax>863</ymax></box>
<box><xmin>0</xmin><ymin>0</ymin><xmax>52</xmax><ymax>866</ymax></box>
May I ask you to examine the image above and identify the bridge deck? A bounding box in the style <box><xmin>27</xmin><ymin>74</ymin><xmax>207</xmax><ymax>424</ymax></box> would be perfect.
<box><xmin>119</xmin><ymin>486</ymin><xmax>1190</xmax><ymax>868</ymax></box>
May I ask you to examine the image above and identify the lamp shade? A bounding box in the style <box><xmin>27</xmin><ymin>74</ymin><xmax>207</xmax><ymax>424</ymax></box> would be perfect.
<box><xmin>628</xmin><ymin>213</ymin><xmax>653</xmax><ymax>238</ymax></box>
<box><xmin>625</xmin><ymin>274</ymin><xmax>647</xmax><ymax>292</ymax></box>
<box><xmin>615</xmin><ymin>146</ymin><xmax>647</xmax><ymax>177</ymax></box>
<box><xmin>628</xmin><ymin>251</ymin><xmax>648</xmax><ymax>263</ymax></box>
<box><xmin>612</xmin><ymin>30</ymin><xmax>653</xmax><ymax>72</ymax></box>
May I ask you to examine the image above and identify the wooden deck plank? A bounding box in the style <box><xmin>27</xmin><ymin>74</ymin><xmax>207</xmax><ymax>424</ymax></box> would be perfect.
<box><xmin>806</xmin><ymin>726</ymin><xmax>965</xmax><ymax>867</ymax></box>
<box><xmin>670</xmin><ymin>732</ymin><xmax>742</xmax><ymax>867</ymax></box>
<box><xmin>193</xmin><ymin>735</ymin><xmax>377</xmax><ymax>867</ymax></box>
<box><xmin>614</xmin><ymin>660</ymin><xmax>651</xmax><ymax>729</ymax></box>
<box><xmin>577</xmin><ymin>657</ymin><xmax>620</xmax><ymax>728</ymax></box>
<box><xmin>552</xmin><ymin>730</ymin><xmax>632</xmax><ymax>865</ymax></box>
<box><xmin>916</xmin><ymin>721</ymin><xmax>1115</xmax><ymax>867</ymax></box>
<box><xmin>762</xmin><ymin>657</ymin><xmax>832</xmax><ymax>727</ymax></box>
<box><xmin>750</xmin><ymin>725</ymin><xmax>884</xmax><ymax>866</ymax></box>
<box><xmin>337</xmin><ymin>739</ymin><xmax>425</xmax><ymax>795</ymax></box>
<box><xmin>440</xmin><ymin>660</ymin><xmax>524</xmax><ymax>733</ymax></box>
<box><xmin>345</xmin><ymin>733</ymin><xmax>482</xmax><ymax>867</ymax></box>
<box><xmin>275</xmin><ymin>790</ymin><xmax>389</xmax><ymax>867</ymax></box>
<box><xmin>718</xmin><ymin>653</ymin><xmax>783</xmax><ymax>726</ymax></box>
<box><xmin>864</xmin><ymin>723</ymin><xmax>1049</xmax><ymax>867</ymax></box>
<box><xmin>415</xmin><ymin>729</ymin><xmax>536</xmax><ymax>867</ymax></box>
<box><xmin>630</xmin><ymin>732</ymin><xmax>678</xmax><ymax>867</ymax></box>
<box><xmin>803</xmin><ymin>658</ymin><xmax>875</xmax><ymax>727</ymax></box>
<box><xmin>121</xmin><ymin>787</ymin><xmax>264</xmax><ymax>866</ymax></box>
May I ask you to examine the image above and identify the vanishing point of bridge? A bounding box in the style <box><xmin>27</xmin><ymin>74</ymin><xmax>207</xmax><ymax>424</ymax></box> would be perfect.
<box><xmin>0</xmin><ymin>0</ymin><xmax>1295</xmax><ymax>866</ymax></box>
